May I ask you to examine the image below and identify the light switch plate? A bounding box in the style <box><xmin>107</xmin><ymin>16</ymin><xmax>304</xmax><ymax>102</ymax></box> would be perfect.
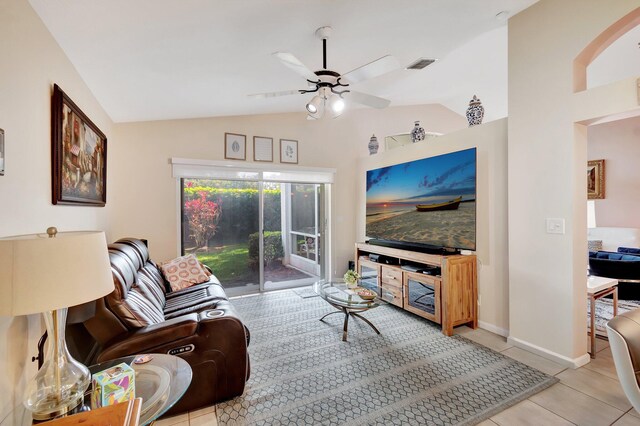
<box><xmin>546</xmin><ymin>218</ymin><xmax>565</xmax><ymax>234</ymax></box>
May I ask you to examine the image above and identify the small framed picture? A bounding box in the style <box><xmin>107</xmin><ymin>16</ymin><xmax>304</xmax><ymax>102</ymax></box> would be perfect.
<box><xmin>0</xmin><ymin>128</ymin><xmax>4</xmax><ymax>176</ymax></box>
<box><xmin>253</xmin><ymin>136</ymin><xmax>273</xmax><ymax>162</ymax></box>
<box><xmin>587</xmin><ymin>159</ymin><xmax>605</xmax><ymax>199</ymax></box>
<box><xmin>280</xmin><ymin>139</ymin><xmax>298</xmax><ymax>164</ymax></box>
<box><xmin>225</xmin><ymin>133</ymin><xmax>246</xmax><ymax>160</ymax></box>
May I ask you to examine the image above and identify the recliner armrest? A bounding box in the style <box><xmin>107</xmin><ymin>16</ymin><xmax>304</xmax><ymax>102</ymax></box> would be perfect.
<box><xmin>165</xmin><ymin>281</ymin><xmax>225</xmax><ymax>300</ymax></box>
<box><xmin>98</xmin><ymin>314</ymin><xmax>199</xmax><ymax>361</ymax></box>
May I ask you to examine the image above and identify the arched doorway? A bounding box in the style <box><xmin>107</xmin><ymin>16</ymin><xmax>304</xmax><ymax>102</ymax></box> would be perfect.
<box><xmin>573</xmin><ymin>7</ymin><xmax>640</xmax><ymax>358</ymax></box>
<box><xmin>507</xmin><ymin>2</ymin><xmax>640</xmax><ymax>368</ymax></box>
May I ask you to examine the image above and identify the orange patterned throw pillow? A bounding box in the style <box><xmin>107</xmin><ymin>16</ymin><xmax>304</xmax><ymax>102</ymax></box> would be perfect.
<box><xmin>160</xmin><ymin>254</ymin><xmax>210</xmax><ymax>291</ymax></box>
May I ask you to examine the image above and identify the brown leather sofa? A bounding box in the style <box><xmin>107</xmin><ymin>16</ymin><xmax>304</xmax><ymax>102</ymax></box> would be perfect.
<box><xmin>79</xmin><ymin>238</ymin><xmax>250</xmax><ymax>414</ymax></box>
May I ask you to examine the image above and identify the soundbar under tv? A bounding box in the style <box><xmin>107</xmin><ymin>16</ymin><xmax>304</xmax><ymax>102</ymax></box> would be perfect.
<box><xmin>366</xmin><ymin>239</ymin><xmax>460</xmax><ymax>255</ymax></box>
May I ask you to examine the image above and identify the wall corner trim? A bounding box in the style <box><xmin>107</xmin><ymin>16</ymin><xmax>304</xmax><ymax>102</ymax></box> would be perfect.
<box><xmin>507</xmin><ymin>336</ymin><xmax>590</xmax><ymax>369</ymax></box>
<box><xmin>478</xmin><ymin>321</ymin><xmax>509</xmax><ymax>337</ymax></box>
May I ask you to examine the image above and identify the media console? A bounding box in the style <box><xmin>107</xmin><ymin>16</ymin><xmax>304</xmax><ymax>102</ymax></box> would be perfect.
<box><xmin>355</xmin><ymin>242</ymin><xmax>477</xmax><ymax>336</ymax></box>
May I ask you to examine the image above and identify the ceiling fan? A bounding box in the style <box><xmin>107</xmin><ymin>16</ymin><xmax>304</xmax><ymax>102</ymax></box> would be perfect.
<box><xmin>249</xmin><ymin>26</ymin><xmax>400</xmax><ymax>119</ymax></box>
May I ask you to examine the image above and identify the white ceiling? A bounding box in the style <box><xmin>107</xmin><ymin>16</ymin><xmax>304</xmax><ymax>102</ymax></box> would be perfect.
<box><xmin>29</xmin><ymin>0</ymin><xmax>538</xmax><ymax>123</ymax></box>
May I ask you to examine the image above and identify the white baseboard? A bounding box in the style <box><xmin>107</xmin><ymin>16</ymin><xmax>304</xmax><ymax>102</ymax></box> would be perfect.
<box><xmin>507</xmin><ymin>336</ymin><xmax>590</xmax><ymax>368</ymax></box>
<box><xmin>478</xmin><ymin>321</ymin><xmax>509</xmax><ymax>337</ymax></box>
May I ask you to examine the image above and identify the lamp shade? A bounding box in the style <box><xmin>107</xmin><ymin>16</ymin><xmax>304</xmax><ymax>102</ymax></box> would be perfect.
<box><xmin>0</xmin><ymin>230</ymin><xmax>113</xmax><ymax>316</ymax></box>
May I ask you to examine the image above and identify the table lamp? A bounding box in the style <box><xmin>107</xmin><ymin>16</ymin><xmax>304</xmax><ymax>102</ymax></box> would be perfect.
<box><xmin>0</xmin><ymin>228</ymin><xmax>114</xmax><ymax>420</ymax></box>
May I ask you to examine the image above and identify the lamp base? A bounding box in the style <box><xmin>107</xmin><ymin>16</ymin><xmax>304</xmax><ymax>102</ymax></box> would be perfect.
<box><xmin>24</xmin><ymin>308</ymin><xmax>91</xmax><ymax>421</ymax></box>
<box><xmin>30</xmin><ymin>393</ymin><xmax>84</xmax><ymax>421</ymax></box>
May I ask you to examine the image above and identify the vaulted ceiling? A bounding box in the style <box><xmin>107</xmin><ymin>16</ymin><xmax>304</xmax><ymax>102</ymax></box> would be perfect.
<box><xmin>30</xmin><ymin>0</ymin><xmax>539</xmax><ymax>123</ymax></box>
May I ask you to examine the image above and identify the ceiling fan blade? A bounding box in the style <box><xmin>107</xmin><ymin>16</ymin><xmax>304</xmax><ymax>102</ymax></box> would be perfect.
<box><xmin>342</xmin><ymin>55</ymin><xmax>400</xmax><ymax>84</ymax></box>
<box><xmin>273</xmin><ymin>52</ymin><xmax>318</xmax><ymax>81</ymax></box>
<box><xmin>248</xmin><ymin>90</ymin><xmax>300</xmax><ymax>99</ymax></box>
<box><xmin>348</xmin><ymin>91</ymin><xmax>391</xmax><ymax>109</ymax></box>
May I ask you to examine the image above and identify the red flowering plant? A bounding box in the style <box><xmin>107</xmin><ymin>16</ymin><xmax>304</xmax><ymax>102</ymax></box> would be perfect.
<box><xmin>184</xmin><ymin>191</ymin><xmax>222</xmax><ymax>250</ymax></box>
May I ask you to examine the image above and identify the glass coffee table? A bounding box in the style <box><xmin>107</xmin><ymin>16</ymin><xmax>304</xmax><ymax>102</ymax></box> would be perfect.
<box><xmin>1</xmin><ymin>354</ymin><xmax>191</xmax><ymax>426</ymax></box>
<box><xmin>313</xmin><ymin>280</ymin><xmax>382</xmax><ymax>341</ymax></box>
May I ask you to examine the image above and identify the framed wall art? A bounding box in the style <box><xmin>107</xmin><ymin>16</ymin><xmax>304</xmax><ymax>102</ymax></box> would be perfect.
<box><xmin>280</xmin><ymin>139</ymin><xmax>298</xmax><ymax>164</ymax></box>
<box><xmin>52</xmin><ymin>84</ymin><xmax>107</xmax><ymax>206</ymax></box>
<box><xmin>225</xmin><ymin>132</ymin><xmax>246</xmax><ymax>160</ymax></box>
<box><xmin>587</xmin><ymin>159</ymin><xmax>605</xmax><ymax>199</ymax></box>
<box><xmin>253</xmin><ymin>136</ymin><xmax>273</xmax><ymax>162</ymax></box>
<box><xmin>0</xmin><ymin>128</ymin><xmax>4</xmax><ymax>176</ymax></box>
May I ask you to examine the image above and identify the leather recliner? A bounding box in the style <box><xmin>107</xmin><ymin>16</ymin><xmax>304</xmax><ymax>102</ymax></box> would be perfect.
<box><xmin>80</xmin><ymin>238</ymin><xmax>250</xmax><ymax>414</ymax></box>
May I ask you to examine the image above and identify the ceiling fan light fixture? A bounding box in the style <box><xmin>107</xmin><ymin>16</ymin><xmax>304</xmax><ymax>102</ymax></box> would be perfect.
<box><xmin>256</xmin><ymin>27</ymin><xmax>396</xmax><ymax>119</ymax></box>
<box><xmin>328</xmin><ymin>95</ymin><xmax>345</xmax><ymax>116</ymax></box>
<box><xmin>306</xmin><ymin>95</ymin><xmax>322</xmax><ymax>114</ymax></box>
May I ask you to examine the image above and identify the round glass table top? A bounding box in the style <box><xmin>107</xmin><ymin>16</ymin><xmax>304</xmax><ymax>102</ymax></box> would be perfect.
<box><xmin>1</xmin><ymin>354</ymin><xmax>192</xmax><ymax>426</ymax></box>
<box><xmin>313</xmin><ymin>280</ymin><xmax>381</xmax><ymax>310</ymax></box>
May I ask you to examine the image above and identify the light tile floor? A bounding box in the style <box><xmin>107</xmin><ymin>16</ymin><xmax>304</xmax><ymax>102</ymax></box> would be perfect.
<box><xmin>458</xmin><ymin>326</ymin><xmax>639</xmax><ymax>426</ymax></box>
<box><xmin>156</xmin><ymin>326</ymin><xmax>638</xmax><ymax>426</ymax></box>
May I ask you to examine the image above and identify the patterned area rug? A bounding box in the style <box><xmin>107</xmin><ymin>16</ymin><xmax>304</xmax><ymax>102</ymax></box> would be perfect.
<box><xmin>218</xmin><ymin>291</ymin><xmax>557</xmax><ymax>425</ymax></box>
<box><xmin>590</xmin><ymin>298</ymin><xmax>640</xmax><ymax>336</ymax></box>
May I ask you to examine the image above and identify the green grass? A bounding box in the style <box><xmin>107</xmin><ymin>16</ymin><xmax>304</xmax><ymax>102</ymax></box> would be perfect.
<box><xmin>195</xmin><ymin>243</ymin><xmax>258</xmax><ymax>285</ymax></box>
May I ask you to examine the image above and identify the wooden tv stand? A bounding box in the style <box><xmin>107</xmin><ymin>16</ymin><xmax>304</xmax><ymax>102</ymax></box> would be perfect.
<box><xmin>355</xmin><ymin>243</ymin><xmax>477</xmax><ymax>336</ymax></box>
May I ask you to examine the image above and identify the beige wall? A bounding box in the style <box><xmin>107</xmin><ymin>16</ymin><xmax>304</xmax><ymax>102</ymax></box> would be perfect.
<box><xmin>588</xmin><ymin>116</ymin><xmax>640</xmax><ymax>228</ymax></box>
<box><xmin>0</xmin><ymin>0</ymin><xmax>113</xmax><ymax>415</ymax></box>
<box><xmin>508</xmin><ymin>0</ymin><xmax>639</xmax><ymax>365</ymax></box>
<box><xmin>357</xmin><ymin>119</ymin><xmax>509</xmax><ymax>334</ymax></box>
<box><xmin>110</xmin><ymin>105</ymin><xmax>466</xmax><ymax>279</ymax></box>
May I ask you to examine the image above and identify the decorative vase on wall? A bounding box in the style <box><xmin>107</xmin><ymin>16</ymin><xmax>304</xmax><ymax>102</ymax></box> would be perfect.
<box><xmin>410</xmin><ymin>121</ymin><xmax>425</xmax><ymax>143</ymax></box>
<box><xmin>466</xmin><ymin>95</ymin><xmax>485</xmax><ymax>126</ymax></box>
<box><xmin>368</xmin><ymin>134</ymin><xmax>379</xmax><ymax>155</ymax></box>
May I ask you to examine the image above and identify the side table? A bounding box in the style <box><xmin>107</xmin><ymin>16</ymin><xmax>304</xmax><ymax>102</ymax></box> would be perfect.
<box><xmin>588</xmin><ymin>276</ymin><xmax>619</xmax><ymax>358</ymax></box>
<box><xmin>0</xmin><ymin>354</ymin><xmax>191</xmax><ymax>426</ymax></box>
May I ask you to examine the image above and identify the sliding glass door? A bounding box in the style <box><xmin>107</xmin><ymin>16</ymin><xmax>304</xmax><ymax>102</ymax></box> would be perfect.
<box><xmin>181</xmin><ymin>178</ymin><xmax>326</xmax><ymax>295</ymax></box>
<box><xmin>181</xmin><ymin>179</ymin><xmax>260</xmax><ymax>293</ymax></box>
<box><xmin>287</xmin><ymin>183</ymin><xmax>323</xmax><ymax>277</ymax></box>
<box><xmin>261</xmin><ymin>182</ymin><xmax>323</xmax><ymax>291</ymax></box>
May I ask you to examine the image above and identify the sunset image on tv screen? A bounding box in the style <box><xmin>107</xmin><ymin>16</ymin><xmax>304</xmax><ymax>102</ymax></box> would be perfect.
<box><xmin>366</xmin><ymin>147</ymin><xmax>476</xmax><ymax>251</ymax></box>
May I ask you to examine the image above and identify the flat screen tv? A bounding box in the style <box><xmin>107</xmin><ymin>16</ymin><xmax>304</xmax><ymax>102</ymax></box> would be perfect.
<box><xmin>366</xmin><ymin>147</ymin><xmax>476</xmax><ymax>251</ymax></box>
